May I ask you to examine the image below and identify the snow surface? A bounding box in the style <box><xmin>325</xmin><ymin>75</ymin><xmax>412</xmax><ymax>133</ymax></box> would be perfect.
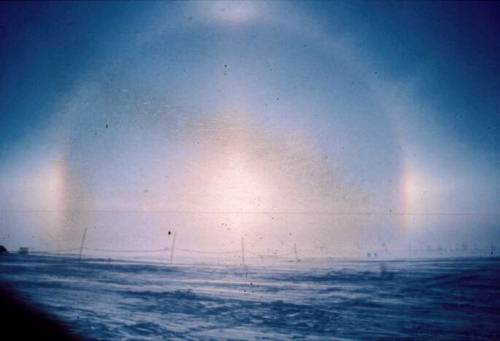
<box><xmin>1</xmin><ymin>255</ymin><xmax>499</xmax><ymax>340</ymax></box>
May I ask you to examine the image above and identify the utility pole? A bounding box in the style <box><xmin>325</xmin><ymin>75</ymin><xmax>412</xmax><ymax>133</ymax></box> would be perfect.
<box><xmin>78</xmin><ymin>227</ymin><xmax>88</xmax><ymax>262</ymax></box>
<box><xmin>169</xmin><ymin>231</ymin><xmax>177</xmax><ymax>264</ymax></box>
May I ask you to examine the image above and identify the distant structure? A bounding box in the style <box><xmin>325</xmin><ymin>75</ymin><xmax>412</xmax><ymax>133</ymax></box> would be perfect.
<box><xmin>18</xmin><ymin>247</ymin><xmax>29</xmax><ymax>255</ymax></box>
<box><xmin>0</xmin><ymin>245</ymin><xmax>8</xmax><ymax>254</ymax></box>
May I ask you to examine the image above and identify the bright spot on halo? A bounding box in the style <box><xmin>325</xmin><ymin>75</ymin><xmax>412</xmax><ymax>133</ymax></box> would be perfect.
<box><xmin>25</xmin><ymin>159</ymin><xmax>66</xmax><ymax>211</ymax></box>
<box><xmin>402</xmin><ymin>163</ymin><xmax>444</xmax><ymax>228</ymax></box>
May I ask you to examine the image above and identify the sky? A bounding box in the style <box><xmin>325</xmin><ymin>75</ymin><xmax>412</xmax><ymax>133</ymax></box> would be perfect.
<box><xmin>0</xmin><ymin>1</ymin><xmax>499</xmax><ymax>259</ymax></box>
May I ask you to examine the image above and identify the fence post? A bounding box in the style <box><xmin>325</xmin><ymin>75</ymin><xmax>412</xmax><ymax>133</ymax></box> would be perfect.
<box><xmin>78</xmin><ymin>228</ymin><xmax>88</xmax><ymax>262</ymax></box>
<box><xmin>294</xmin><ymin>243</ymin><xmax>299</xmax><ymax>262</ymax></box>
<box><xmin>241</xmin><ymin>237</ymin><xmax>245</xmax><ymax>266</ymax></box>
<box><xmin>169</xmin><ymin>231</ymin><xmax>177</xmax><ymax>264</ymax></box>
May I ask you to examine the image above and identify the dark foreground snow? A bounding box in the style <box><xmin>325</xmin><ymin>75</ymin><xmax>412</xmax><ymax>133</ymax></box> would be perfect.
<box><xmin>1</xmin><ymin>255</ymin><xmax>499</xmax><ymax>340</ymax></box>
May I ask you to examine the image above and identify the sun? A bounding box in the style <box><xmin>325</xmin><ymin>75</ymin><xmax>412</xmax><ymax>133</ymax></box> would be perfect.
<box><xmin>205</xmin><ymin>149</ymin><xmax>270</xmax><ymax>213</ymax></box>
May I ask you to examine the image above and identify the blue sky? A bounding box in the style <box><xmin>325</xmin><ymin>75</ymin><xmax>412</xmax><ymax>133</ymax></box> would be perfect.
<box><xmin>0</xmin><ymin>1</ymin><xmax>498</xmax><ymax>257</ymax></box>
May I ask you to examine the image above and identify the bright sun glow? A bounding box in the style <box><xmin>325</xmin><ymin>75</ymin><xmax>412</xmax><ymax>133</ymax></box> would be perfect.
<box><xmin>206</xmin><ymin>150</ymin><xmax>270</xmax><ymax>213</ymax></box>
